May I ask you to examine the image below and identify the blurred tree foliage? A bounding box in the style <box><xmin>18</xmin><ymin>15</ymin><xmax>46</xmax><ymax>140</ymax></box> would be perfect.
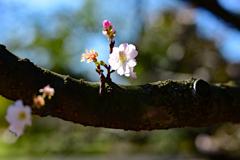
<box><xmin>1</xmin><ymin>0</ymin><xmax>240</xmax><ymax>159</ymax></box>
<box><xmin>135</xmin><ymin>10</ymin><xmax>230</xmax><ymax>84</ymax></box>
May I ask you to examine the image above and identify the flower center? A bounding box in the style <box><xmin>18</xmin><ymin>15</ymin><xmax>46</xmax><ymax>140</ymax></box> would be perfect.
<box><xmin>19</xmin><ymin>112</ymin><xmax>26</xmax><ymax>120</ymax></box>
<box><xmin>119</xmin><ymin>51</ymin><xmax>127</xmax><ymax>62</ymax></box>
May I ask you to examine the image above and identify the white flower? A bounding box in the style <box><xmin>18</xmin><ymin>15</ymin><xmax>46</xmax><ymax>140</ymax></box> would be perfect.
<box><xmin>5</xmin><ymin>100</ymin><xmax>32</xmax><ymax>137</ymax></box>
<box><xmin>108</xmin><ymin>43</ymin><xmax>138</xmax><ymax>78</ymax></box>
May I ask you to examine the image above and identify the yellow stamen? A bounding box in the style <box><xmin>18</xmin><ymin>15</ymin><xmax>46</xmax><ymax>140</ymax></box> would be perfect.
<box><xmin>19</xmin><ymin>112</ymin><xmax>26</xmax><ymax>120</ymax></box>
<box><xmin>119</xmin><ymin>51</ymin><xmax>127</xmax><ymax>62</ymax></box>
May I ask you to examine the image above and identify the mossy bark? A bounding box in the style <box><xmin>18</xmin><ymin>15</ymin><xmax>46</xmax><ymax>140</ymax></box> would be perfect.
<box><xmin>1</xmin><ymin>44</ymin><xmax>240</xmax><ymax>131</ymax></box>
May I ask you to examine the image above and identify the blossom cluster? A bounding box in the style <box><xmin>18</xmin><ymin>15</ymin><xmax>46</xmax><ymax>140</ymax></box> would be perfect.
<box><xmin>81</xmin><ymin>49</ymin><xmax>98</xmax><ymax>64</ymax></box>
<box><xmin>34</xmin><ymin>85</ymin><xmax>55</xmax><ymax>107</ymax></box>
<box><xmin>4</xmin><ymin>20</ymin><xmax>138</xmax><ymax>138</ymax></box>
<box><xmin>5</xmin><ymin>85</ymin><xmax>55</xmax><ymax>137</ymax></box>
<box><xmin>81</xmin><ymin>20</ymin><xmax>138</xmax><ymax>79</ymax></box>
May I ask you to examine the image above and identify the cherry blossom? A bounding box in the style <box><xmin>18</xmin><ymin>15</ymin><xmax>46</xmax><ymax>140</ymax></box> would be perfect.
<box><xmin>81</xmin><ymin>49</ymin><xmax>91</xmax><ymax>62</ymax></box>
<box><xmin>34</xmin><ymin>95</ymin><xmax>45</xmax><ymax>107</ymax></box>
<box><xmin>81</xmin><ymin>49</ymin><xmax>98</xmax><ymax>63</ymax></box>
<box><xmin>5</xmin><ymin>100</ymin><xmax>32</xmax><ymax>137</ymax></box>
<box><xmin>108</xmin><ymin>43</ymin><xmax>138</xmax><ymax>78</ymax></box>
<box><xmin>39</xmin><ymin>85</ymin><xmax>55</xmax><ymax>99</ymax></box>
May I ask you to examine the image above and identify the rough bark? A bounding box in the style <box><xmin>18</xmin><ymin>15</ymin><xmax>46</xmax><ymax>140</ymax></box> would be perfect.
<box><xmin>1</xmin><ymin>44</ymin><xmax>240</xmax><ymax>131</ymax></box>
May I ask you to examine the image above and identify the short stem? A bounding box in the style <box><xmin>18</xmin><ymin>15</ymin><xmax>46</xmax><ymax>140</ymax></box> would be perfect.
<box><xmin>99</xmin><ymin>72</ymin><xmax>105</xmax><ymax>101</ymax></box>
<box><xmin>106</xmin><ymin>39</ymin><xmax>115</xmax><ymax>81</ymax></box>
<box><xmin>95</xmin><ymin>65</ymin><xmax>102</xmax><ymax>75</ymax></box>
<box><xmin>106</xmin><ymin>65</ymin><xmax>111</xmax><ymax>80</ymax></box>
<box><xmin>109</xmin><ymin>39</ymin><xmax>115</xmax><ymax>54</ymax></box>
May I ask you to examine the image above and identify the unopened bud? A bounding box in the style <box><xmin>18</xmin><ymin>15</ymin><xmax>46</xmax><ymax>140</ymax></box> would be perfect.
<box><xmin>96</xmin><ymin>69</ymin><xmax>101</xmax><ymax>73</ymax></box>
<box><xmin>100</xmin><ymin>60</ymin><xmax>106</xmax><ymax>66</ymax></box>
<box><xmin>94</xmin><ymin>61</ymin><xmax>100</xmax><ymax>66</ymax></box>
<box><xmin>103</xmin><ymin>20</ymin><xmax>112</xmax><ymax>30</ymax></box>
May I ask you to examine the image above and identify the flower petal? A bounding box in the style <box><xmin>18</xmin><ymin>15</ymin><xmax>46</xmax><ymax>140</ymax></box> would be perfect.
<box><xmin>102</xmin><ymin>31</ymin><xmax>108</xmax><ymax>37</ymax></box>
<box><xmin>111</xmin><ymin>61</ymin><xmax>120</xmax><ymax>70</ymax></box>
<box><xmin>124</xmin><ymin>67</ymin><xmax>130</xmax><ymax>77</ymax></box>
<box><xmin>9</xmin><ymin>124</ymin><xmax>25</xmax><ymax>137</ymax></box>
<box><xmin>119</xmin><ymin>43</ymin><xmax>128</xmax><ymax>52</ymax></box>
<box><xmin>111</xmin><ymin>47</ymin><xmax>120</xmax><ymax>57</ymax></box>
<box><xmin>130</xmin><ymin>72</ymin><xmax>137</xmax><ymax>79</ymax></box>
<box><xmin>15</xmin><ymin>100</ymin><xmax>23</xmax><ymax>107</ymax></box>
<box><xmin>128</xmin><ymin>44</ymin><xmax>136</xmax><ymax>50</ymax></box>
<box><xmin>130</xmin><ymin>67</ymin><xmax>137</xmax><ymax>79</ymax></box>
<box><xmin>127</xmin><ymin>49</ymin><xmax>138</xmax><ymax>59</ymax></box>
<box><xmin>108</xmin><ymin>55</ymin><xmax>119</xmax><ymax>67</ymax></box>
<box><xmin>127</xmin><ymin>59</ymin><xmax>137</xmax><ymax>67</ymax></box>
<box><xmin>117</xmin><ymin>66</ymin><xmax>124</xmax><ymax>75</ymax></box>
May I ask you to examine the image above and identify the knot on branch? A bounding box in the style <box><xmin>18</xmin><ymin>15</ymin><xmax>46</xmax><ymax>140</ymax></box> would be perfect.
<box><xmin>0</xmin><ymin>44</ymin><xmax>6</xmax><ymax>49</ymax></box>
<box><xmin>192</xmin><ymin>79</ymin><xmax>210</xmax><ymax>99</ymax></box>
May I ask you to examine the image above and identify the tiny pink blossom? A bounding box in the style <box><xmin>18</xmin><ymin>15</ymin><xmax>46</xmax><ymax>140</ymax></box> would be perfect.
<box><xmin>34</xmin><ymin>95</ymin><xmax>45</xmax><ymax>107</ymax></box>
<box><xmin>103</xmin><ymin>20</ymin><xmax>112</xmax><ymax>30</ymax></box>
<box><xmin>39</xmin><ymin>85</ymin><xmax>55</xmax><ymax>99</ymax></box>
<box><xmin>108</xmin><ymin>43</ymin><xmax>138</xmax><ymax>77</ymax></box>
<box><xmin>5</xmin><ymin>100</ymin><xmax>32</xmax><ymax>137</ymax></box>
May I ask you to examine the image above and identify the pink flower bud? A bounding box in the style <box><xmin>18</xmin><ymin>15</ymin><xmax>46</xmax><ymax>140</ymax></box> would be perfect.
<box><xmin>103</xmin><ymin>20</ymin><xmax>111</xmax><ymax>30</ymax></box>
<box><xmin>34</xmin><ymin>95</ymin><xmax>45</xmax><ymax>106</ymax></box>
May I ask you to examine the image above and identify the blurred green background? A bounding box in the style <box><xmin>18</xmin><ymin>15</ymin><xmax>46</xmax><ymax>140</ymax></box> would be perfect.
<box><xmin>1</xmin><ymin>0</ymin><xmax>240</xmax><ymax>159</ymax></box>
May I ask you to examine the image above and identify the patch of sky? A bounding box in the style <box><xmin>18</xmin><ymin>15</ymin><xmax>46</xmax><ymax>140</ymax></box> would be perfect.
<box><xmin>1</xmin><ymin>0</ymin><xmax>240</xmax><ymax>79</ymax></box>
<box><xmin>195</xmin><ymin>8</ymin><xmax>240</xmax><ymax>62</ymax></box>
<box><xmin>218</xmin><ymin>0</ymin><xmax>240</xmax><ymax>14</ymax></box>
<box><xmin>1</xmin><ymin>0</ymin><xmax>83</xmax><ymax>13</ymax></box>
<box><xmin>219</xmin><ymin>29</ymin><xmax>240</xmax><ymax>62</ymax></box>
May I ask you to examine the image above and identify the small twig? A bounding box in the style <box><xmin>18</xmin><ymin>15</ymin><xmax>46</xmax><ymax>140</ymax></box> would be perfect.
<box><xmin>98</xmin><ymin>39</ymin><xmax>115</xmax><ymax>100</ymax></box>
<box><xmin>106</xmin><ymin>65</ymin><xmax>111</xmax><ymax>80</ymax></box>
<box><xmin>95</xmin><ymin>65</ymin><xmax>106</xmax><ymax>100</ymax></box>
<box><xmin>99</xmin><ymin>72</ymin><xmax>105</xmax><ymax>101</ymax></box>
<box><xmin>109</xmin><ymin>40</ymin><xmax>115</xmax><ymax>54</ymax></box>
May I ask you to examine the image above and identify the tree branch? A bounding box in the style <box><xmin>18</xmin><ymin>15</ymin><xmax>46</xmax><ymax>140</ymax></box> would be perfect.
<box><xmin>186</xmin><ymin>0</ymin><xmax>240</xmax><ymax>30</ymax></box>
<box><xmin>1</xmin><ymin>44</ymin><xmax>240</xmax><ymax>131</ymax></box>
